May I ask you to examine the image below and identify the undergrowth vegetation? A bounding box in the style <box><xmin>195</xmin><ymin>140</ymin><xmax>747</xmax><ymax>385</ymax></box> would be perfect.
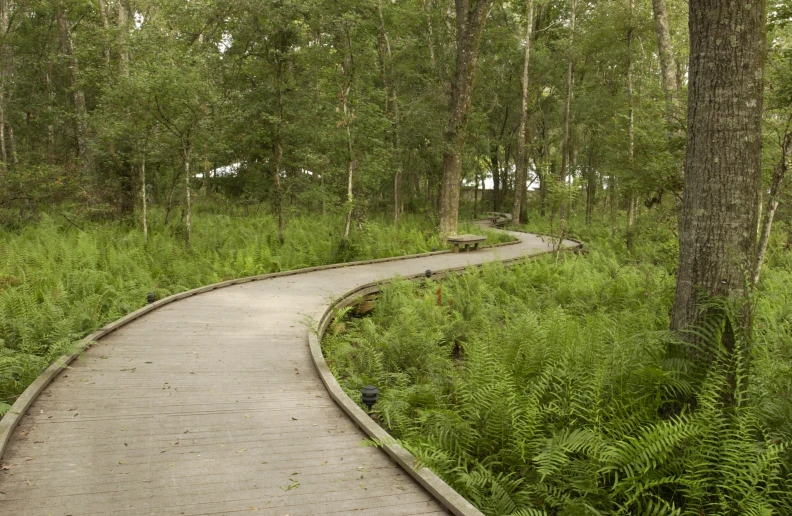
<box><xmin>323</xmin><ymin>214</ymin><xmax>792</xmax><ymax>515</ymax></box>
<box><xmin>0</xmin><ymin>210</ymin><xmax>509</xmax><ymax>413</ymax></box>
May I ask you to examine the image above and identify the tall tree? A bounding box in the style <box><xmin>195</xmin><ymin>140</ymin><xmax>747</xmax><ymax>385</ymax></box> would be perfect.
<box><xmin>671</xmin><ymin>0</ymin><xmax>765</xmax><ymax>364</ymax></box>
<box><xmin>512</xmin><ymin>0</ymin><xmax>534</xmax><ymax>224</ymax></box>
<box><xmin>438</xmin><ymin>0</ymin><xmax>495</xmax><ymax>235</ymax></box>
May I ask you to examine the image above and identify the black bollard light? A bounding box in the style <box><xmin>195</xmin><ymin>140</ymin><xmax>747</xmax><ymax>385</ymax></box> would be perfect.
<box><xmin>431</xmin><ymin>247</ymin><xmax>437</xmax><ymax>252</ymax></box>
<box><xmin>146</xmin><ymin>292</ymin><xmax>157</xmax><ymax>304</ymax></box>
<box><xmin>425</xmin><ymin>270</ymin><xmax>432</xmax><ymax>278</ymax></box>
<box><xmin>361</xmin><ymin>385</ymin><xmax>380</xmax><ymax>411</ymax></box>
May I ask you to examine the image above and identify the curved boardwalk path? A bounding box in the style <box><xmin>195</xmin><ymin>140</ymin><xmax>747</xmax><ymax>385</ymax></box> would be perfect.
<box><xmin>0</xmin><ymin>231</ymin><xmax>576</xmax><ymax>516</ymax></box>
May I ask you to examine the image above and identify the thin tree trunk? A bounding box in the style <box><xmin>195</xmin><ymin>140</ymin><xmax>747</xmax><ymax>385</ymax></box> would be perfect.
<box><xmin>438</xmin><ymin>0</ymin><xmax>495</xmax><ymax>235</ymax></box>
<box><xmin>140</xmin><ymin>152</ymin><xmax>147</xmax><ymax>241</ymax></box>
<box><xmin>273</xmin><ymin>58</ymin><xmax>285</xmax><ymax>243</ymax></box>
<box><xmin>57</xmin><ymin>4</ymin><xmax>89</xmax><ymax>166</ymax></box>
<box><xmin>754</xmin><ymin>129</ymin><xmax>791</xmax><ymax>284</ymax></box>
<box><xmin>183</xmin><ymin>145</ymin><xmax>192</xmax><ymax>246</ymax></box>
<box><xmin>625</xmin><ymin>0</ymin><xmax>637</xmax><ymax>249</ymax></box>
<box><xmin>512</xmin><ymin>0</ymin><xmax>534</xmax><ymax>223</ymax></box>
<box><xmin>559</xmin><ymin>0</ymin><xmax>577</xmax><ymax>187</ymax></box>
<box><xmin>341</xmin><ymin>31</ymin><xmax>356</xmax><ymax>240</ymax></box>
<box><xmin>377</xmin><ymin>0</ymin><xmax>401</xmax><ymax>224</ymax></box>
<box><xmin>473</xmin><ymin>172</ymin><xmax>479</xmax><ymax>219</ymax></box>
<box><xmin>97</xmin><ymin>0</ymin><xmax>111</xmax><ymax>67</ymax></box>
<box><xmin>650</xmin><ymin>0</ymin><xmax>679</xmax><ymax>116</ymax></box>
<box><xmin>490</xmin><ymin>142</ymin><xmax>500</xmax><ymax>211</ymax></box>
<box><xmin>671</xmin><ymin>0</ymin><xmax>765</xmax><ymax>373</ymax></box>
<box><xmin>118</xmin><ymin>0</ymin><xmax>130</xmax><ymax>77</ymax></box>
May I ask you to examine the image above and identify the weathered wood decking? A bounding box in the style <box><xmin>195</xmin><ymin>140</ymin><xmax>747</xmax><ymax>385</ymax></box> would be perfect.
<box><xmin>0</xmin><ymin>231</ymin><xmax>578</xmax><ymax>516</ymax></box>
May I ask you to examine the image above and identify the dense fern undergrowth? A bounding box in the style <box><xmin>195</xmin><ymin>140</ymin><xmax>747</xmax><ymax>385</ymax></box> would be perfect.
<box><xmin>323</xmin><ymin>213</ymin><xmax>792</xmax><ymax>515</ymax></box>
<box><xmin>0</xmin><ymin>209</ymin><xmax>509</xmax><ymax>413</ymax></box>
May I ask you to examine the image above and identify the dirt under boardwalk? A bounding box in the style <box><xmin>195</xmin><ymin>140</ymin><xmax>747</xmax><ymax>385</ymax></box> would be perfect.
<box><xmin>0</xmin><ymin>232</ymin><xmax>572</xmax><ymax>516</ymax></box>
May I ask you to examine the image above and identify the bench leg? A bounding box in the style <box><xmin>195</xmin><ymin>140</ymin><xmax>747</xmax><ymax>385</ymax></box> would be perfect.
<box><xmin>453</xmin><ymin>243</ymin><xmax>460</xmax><ymax>253</ymax></box>
<box><xmin>463</xmin><ymin>244</ymin><xmax>469</xmax><ymax>252</ymax></box>
<box><xmin>473</xmin><ymin>242</ymin><xmax>479</xmax><ymax>251</ymax></box>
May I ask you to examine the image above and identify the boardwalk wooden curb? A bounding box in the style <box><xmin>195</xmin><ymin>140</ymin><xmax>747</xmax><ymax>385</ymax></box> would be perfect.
<box><xmin>0</xmin><ymin>228</ymin><xmax>582</xmax><ymax>515</ymax></box>
<box><xmin>0</xmin><ymin>237</ymin><xmax>518</xmax><ymax>459</ymax></box>
<box><xmin>306</xmin><ymin>232</ymin><xmax>583</xmax><ymax>516</ymax></box>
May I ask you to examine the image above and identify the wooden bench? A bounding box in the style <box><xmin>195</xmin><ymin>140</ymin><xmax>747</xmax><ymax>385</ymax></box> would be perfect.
<box><xmin>447</xmin><ymin>234</ymin><xmax>487</xmax><ymax>253</ymax></box>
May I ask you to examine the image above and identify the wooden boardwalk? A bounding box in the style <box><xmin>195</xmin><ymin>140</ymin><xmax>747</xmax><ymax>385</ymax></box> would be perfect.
<box><xmin>0</xmin><ymin>231</ymin><xmax>574</xmax><ymax>516</ymax></box>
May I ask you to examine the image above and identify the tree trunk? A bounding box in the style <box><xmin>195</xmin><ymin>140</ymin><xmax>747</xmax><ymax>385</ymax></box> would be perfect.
<box><xmin>377</xmin><ymin>0</ymin><xmax>402</xmax><ymax>225</ymax></box>
<box><xmin>183</xmin><ymin>145</ymin><xmax>192</xmax><ymax>246</ymax></box>
<box><xmin>559</xmin><ymin>0</ymin><xmax>577</xmax><ymax>187</ymax></box>
<box><xmin>512</xmin><ymin>0</ymin><xmax>534</xmax><ymax>224</ymax></box>
<box><xmin>140</xmin><ymin>153</ymin><xmax>148</xmax><ymax>241</ymax></box>
<box><xmin>438</xmin><ymin>0</ymin><xmax>495</xmax><ymax>235</ymax></box>
<box><xmin>117</xmin><ymin>0</ymin><xmax>130</xmax><ymax>77</ymax></box>
<box><xmin>625</xmin><ymin>0</ymin><xmax>637</xmax><ymax>249</ymax></box>
<box><xmin>490</xmin><ymin>142</ymin><xmax>500</xmax><ymax>211</ymax></box>
<box><xmin>97</xmin><ymin>0</ymin><xmax>111</xmax><ymax>67</ymax></box>
<box><xmin>273</xmin><ymin>58</ymin><xmax>285</xmax><ymax>243</ymax></box>
<box><xmin>57</xmin><ymin>4</ymin><xmax>89</xmax><ymax>166</ymax></box>
<box><xmin>341</xmin><ymin>29</ymin><xmax>356</xmax><ymax>240</ymax></box>
<box><xmin>650</xmin><ymin>0</ymin><xmax>679</xmax><ymax>115</ymax></box>
<box><xmin>754</xmin><ymin>128</ymin><xmax>791</xmax><ymax>284</ymax></box>
<box><xmin>671</xmin><ymin>0</ymin><xmax>765</xmax><ymax>367</ymax></box>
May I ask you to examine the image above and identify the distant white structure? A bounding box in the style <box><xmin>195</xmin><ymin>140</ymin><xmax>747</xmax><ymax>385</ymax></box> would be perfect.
<box><xmin>196</xmin><ymin>162</ymin><xmax>241</xmax><ymax>179</ymax></box>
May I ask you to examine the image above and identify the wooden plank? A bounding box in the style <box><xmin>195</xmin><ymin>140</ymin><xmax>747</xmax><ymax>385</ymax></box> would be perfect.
<box><xmin>0</xmin><ymin>229</ymin><xmax>581</xmax><ymax>516</ymax></box>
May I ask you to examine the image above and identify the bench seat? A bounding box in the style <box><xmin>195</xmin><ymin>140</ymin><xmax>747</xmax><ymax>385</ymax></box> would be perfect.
<box><xmin>446</xmin><ymin>234</ymin><xmax>487</xmax><ymax>253</ymax></box>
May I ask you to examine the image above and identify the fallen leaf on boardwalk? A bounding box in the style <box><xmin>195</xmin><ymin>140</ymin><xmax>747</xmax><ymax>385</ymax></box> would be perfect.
<box><xmin>245</xmin><ymin>414</ymin><xmax>251</xmax><ymax>418</ymax></box>
<box><xmin>321</xmin><ymin>461</ymin><xmax>327</xmax><ymax>466</ymax></box>
<box><xmin>360</xmin><ymin>484</ymin><xmax>367</xmax><ymax>490</ymax></box>
<box><xmin>26</xmin><ymin>480</ymin><xmax>32</xmax><ymax>486</ymax></box>
<box><xmin>25</xmin><ymin>457</ymin><xmax>35</xmax><ymax>461</ymax></box>
<box><xmin>0</xmin><ymin>464</ymin><xmax>11</xmax><ymax>471</ymax></box>
<box><xmin>291</xmin><ymin>417</ymin><xmax>298</xmax><ymax>420</ymax></box>
<box><xmin>236</xmin><ymin>448</ymin><xmax>247</xmax><ymax>453</ymax></box>
<box><xmin>280</xmin><ymin>480</ymin><xmax>300</xmax><ymax>491</ymax></box>
<box><xmin>119</xmin><ymin>460</ymin><xmax>126</xmax><ymax>464</ymax></box>
<box><xmin>250</xmin><ymin>507</ymin><xmax>258</xmax><ymax>511</ymax></box>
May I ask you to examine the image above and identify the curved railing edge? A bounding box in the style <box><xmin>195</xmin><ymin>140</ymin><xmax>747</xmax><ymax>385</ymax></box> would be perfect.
<box><xmin>306</xmin><ymin>232</ymin><xmax>584</xmax><ymax>516</ymax></box>
<box><xmin>0</xmin><ymin>238</ymin><xmax>521</xmax><ymax>457</ymax></box>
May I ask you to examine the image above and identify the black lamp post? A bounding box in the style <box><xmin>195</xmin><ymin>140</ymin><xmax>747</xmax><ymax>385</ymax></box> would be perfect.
<box><xmin>361</xmin><ymin>385</ymin><xmax>380</xmax><ymax>411</ymax></box>
<box><xmin>425</xmin><ymin>269</ymin><xmax>432</xmax><ymax>278</ymax></box>
<box><xmin>146</xmin><ymin>292</ymin><xmax>157</xmax><ymax>304</ymax></box>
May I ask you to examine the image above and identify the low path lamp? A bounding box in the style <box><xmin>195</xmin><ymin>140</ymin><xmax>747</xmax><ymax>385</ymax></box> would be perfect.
<box><xmin>425</xmin><ymin>270</ymin><xmax>432</xmax><ymax>278</ymax></box>
<box><xmin>146</xmin><ymin>292</ymin><xmax>157</xmax><ymax>304</ymax></box>
<box><xmin>361</xmin><ymin>385</ymin><xmax>380</xmax><ymax>411</ymax></box>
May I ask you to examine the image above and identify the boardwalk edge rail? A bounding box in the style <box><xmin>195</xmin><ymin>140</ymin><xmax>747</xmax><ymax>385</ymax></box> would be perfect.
<box><xmin>0</xmin><ymin>229</ymin><xmax>582</xmax><ymax>516</ymax></box>
<box><xmin>306</xmin><ymin>233</ymin><xmax>583</xmax><ymax>516</ymax></box>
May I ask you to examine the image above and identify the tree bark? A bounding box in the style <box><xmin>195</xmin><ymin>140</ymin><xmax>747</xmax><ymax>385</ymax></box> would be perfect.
<box><xmin>377</xmin><ymin>0</ymin><xmax>402</xmax><ymax>224</ymax></box>
<box><xmin>140</xmin><ymin>152</ymin><xmax>148</xmax><ymax>241</ymax></box>
<box><xmin>341</xmin><ymin>30</ymin><xmax>356</xmax><ymax>240</ymax></box>
<box><xmin>183</xmin><ymin>145</ymin><xmax>192</xmax><ymax>246</ymax></box>
<box><xmin>512</xmin><ymin>0</ymin><xmax>534</xmax><ymax>224</ymax></box>
<box><xmin>650</xmin><ymin>0</ymin><xmax>679</xmax><ymax>114</ymax></box>
<box><xmin>625</xmin><ymin>0</ymin><xmax>637</xmax><ymax>249</ymax></box>
<box><xmin>273</xmin><ymin>57</ymin><xmax>285</xmax><ymax>243</ymax></box>
<box><xmin>438</xmin><ymin>0</ymin><xmax>495</xmax><ymax>235</ymax></box>
<box><xmin>671</xmin><ymin>0</ymin><xmax>765</xmax><ymax>363</ymax></box>
<box><xmin>57</xmin><ymin>3</ymin><xmax>89</xmax><ymax>166</ymax></box>
<box><xmin>559</xmin><ymin>0</ymin><xmax>577</xmax><ymax>187</ymax></box>
<box><xmin>754</xmin><ymin>128</ymin><xmax>791</xmax><ymax>284</ymax></box>
<box><xmin>117</xmin><ymin>0</ymin><xmax>130</xmax><ymax>77</ymax></box>
<box><xmin>97</xmin><ymin>0</ymin><xmax>111</xmax><ymax>67</ymax></box>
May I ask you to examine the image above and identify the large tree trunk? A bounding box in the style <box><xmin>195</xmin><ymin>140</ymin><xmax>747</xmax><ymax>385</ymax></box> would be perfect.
<box><xmin>671</xmin><ymin>0</ymin><xmax>765</xmax><ymax>366</ymax></box>
<box><xmin>438</xmin><ymin>0</ymin><xmax>495</xmax><ymax>235</ymax></box>
<box><xmin>754</xmin><ymin>128</ymin><xmax>791</xmax><ymax>284</ymax></box>
<box><xmin>512</xmin><ymin>0</ymin><xmax>534</xmax><ymax>224</ymax></box>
